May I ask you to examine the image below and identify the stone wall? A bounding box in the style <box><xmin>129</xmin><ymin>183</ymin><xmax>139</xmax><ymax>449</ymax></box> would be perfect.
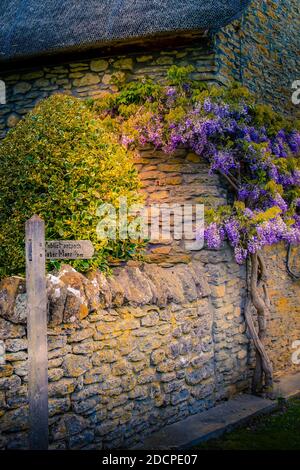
<box><xmin>0</xmin><ymin>259</ymin><xmax>249</xmax><ymax>450</ymax></box>
<box><xmin>264</xmin><ymin>244</ymin><xmax>300</xmax><ymax>373</ymax></box>
<box><xmin>0</xmin><ymin>242</ymin><xmax>299</xmax><ymax>450</ymax></box>
<box><xmin>216</xmin><ymin>0</ymin><xmax>300</xmax><ymax>117</ymax></box>
<box><xmin>135</xmin><ymin>146</ymin><xmax>228</xmax><ymax>265</ymax></box>
<box><xmin>0</xmin><ymin>38</ymin><xmax>218</xmax><ymax>139</ymax></box>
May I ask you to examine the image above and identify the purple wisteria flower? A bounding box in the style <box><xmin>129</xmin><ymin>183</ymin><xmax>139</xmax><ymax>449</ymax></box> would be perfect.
<box><xmin>203</xmin><ymin>98</ymin><xmax>213</xmax><ymax>113</ymax></box>
<box><xmin>234</xmin><ymin>246</ymin><xmax>248</xmax><ymax>264</ymax></box>
<box><xmin>204</xmin><ymin>223</ymin><xmax>224</xmax><ymax>249</ymax></box>
<box><xmin>248</xmin><ymin>236</ymin><xmax>262</xmax><ymax>254</ymax></box>
<box><xmin>209</xmin><ymin>150</ymin><xmax>238</xmax><ymax>175</ymax></box>
<box><xmin>166</xmin><ymin>87</ymin><xmax>176</xmax><ymax>97</ymax></box>
<box><xmin>121</xmin><ymin>135</ymin><xmax>135</xmax><ymax>146</ymax></box>
<box><xmin>288</xmin><ymin>131</ymin><xmax>300</xmax><ymax>153</ymax></box>
<box><xmin>270</xmin><ymin>194</ymin><xmax>288</xmax><ymax>213</ymax></box>
<box><xmin>225</xmin><ymin>219</ymin><xmax>240</xmax><ymax>246</ymax></box>
<box><xmin>244</xmin><ymin>208</ymin><xmax>254</xmax><ymax>218</ymax></box>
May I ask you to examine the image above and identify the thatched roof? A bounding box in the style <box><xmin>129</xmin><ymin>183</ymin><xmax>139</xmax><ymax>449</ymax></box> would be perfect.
<box><xmin>0</xmin><ymin>1</ymin><xmax>251</xmax><ymax>63</ymax></box>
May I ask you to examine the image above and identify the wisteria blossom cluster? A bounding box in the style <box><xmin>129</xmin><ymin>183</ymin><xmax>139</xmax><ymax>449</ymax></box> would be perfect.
<box><xmin>96</xmin><ymin>70</ymin><xmax>300</xmax><ymax>263</ymax></box>
<box><xmin>204</xmin><ymin>204</ymin><xmax>300</xmax><ymax>264</ymax></box>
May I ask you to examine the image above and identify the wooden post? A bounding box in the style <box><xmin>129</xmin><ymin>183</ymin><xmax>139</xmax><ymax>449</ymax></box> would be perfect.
<box><xmin>25</xmin><ymin>215</ymin><xmax>48</xmax><ymax>450</ymax></box>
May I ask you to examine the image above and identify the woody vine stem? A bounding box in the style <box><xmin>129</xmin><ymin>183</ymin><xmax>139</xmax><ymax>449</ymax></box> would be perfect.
<box><xmin>220</xmin><ymin>171</ymin><xmax>274</xmax><ymax>395</ymax></box>
<box><xmin>245</xmin><ymin>253</ymin><xmax>273</xmax><ymax>395</ymax></box>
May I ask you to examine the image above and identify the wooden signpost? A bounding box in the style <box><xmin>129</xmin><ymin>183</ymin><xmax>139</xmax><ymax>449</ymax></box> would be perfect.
<box><xmin>25</xmin><ymin>215</ymin><xmax>94</xmax><ymax>450</ymax></box>
<box><xmin>26</xmin><ymin>216</ymin><xmax>48</xmax><ymax>450</ymax></box>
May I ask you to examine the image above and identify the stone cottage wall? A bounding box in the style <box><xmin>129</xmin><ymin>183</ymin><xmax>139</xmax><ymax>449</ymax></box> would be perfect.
<box><xmin>0</xmin><ymin>146</ymin><xmax>252</xmax><ymax>450</ymax></box>
<box><xmin>216</xmin><ymin>0</ymin><xmax>300</xmax><ymax>117</ymax></box>
<box><xmin>0</xmin><ymin>38</ymin><xmax>219</xmax><ymax>139</ymax></box>
<box><xmin>1</xmin><ymin>1</ymin><xmax>299</xmax><ymax>137</ymax></box>
<box><xmin>135</xmin><ymin>146</ymin><xmax>228</xmax><ymax>264</ymax></box>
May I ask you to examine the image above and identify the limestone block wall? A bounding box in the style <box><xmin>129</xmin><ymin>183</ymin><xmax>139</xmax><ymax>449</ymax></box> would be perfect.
<box><xmin>0</xmin><ymin>128</ymin><xmax>299</xmax><ymax>451</ymax></box>
<box><xmin>0</xmin><ymin>38</ymin><xmax>218</xmax><ymax>139</ymax></box>
<box><xmin>0</xmin><ymin>247</ymin><xmax>299</xmax><ymax>450</ymax></box>
<box><xmin>0</xmin><ymin>261</ymin><xmax>249</xmax><ymax>450</ymax></box>
<box><xmin>264</xmin><ymin>244</ymin><xmax>300</xmax><ymax>373</ymax></box>
<box><xmin>216</xmin><ymin>0</ymin><xmax>300</xmax><ymax>117</ymax></box>
<box><xmin>135</xmin><ymin>146</ymin><xmax>228</xmax><ymax>265</ymax></box>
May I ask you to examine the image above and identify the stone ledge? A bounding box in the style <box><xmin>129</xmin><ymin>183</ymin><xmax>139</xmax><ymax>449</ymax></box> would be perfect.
<box><xmin>0</xmin><ymin>261</ymin><xmax>210</xmax><ymax>325</ymax></box>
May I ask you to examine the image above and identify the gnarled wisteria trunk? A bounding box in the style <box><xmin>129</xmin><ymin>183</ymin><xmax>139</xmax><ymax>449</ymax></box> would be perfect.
<box><xmin>244</xmin><ymin>252</ymin><xmax>273</xmax><ymax>395</ymax></box>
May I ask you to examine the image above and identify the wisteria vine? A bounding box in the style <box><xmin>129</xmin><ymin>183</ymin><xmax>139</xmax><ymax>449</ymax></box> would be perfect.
<box><xmin>116</xmin><ymin>82</ymin><xmax>300</xmax><ymax>265</ymax></box>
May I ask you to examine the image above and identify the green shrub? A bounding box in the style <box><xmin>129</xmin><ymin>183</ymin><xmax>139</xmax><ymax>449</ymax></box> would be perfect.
<box><xmin>0</xmin><ymin>94</ymin><xmax>142</xmax><ymax>277</ymax></box>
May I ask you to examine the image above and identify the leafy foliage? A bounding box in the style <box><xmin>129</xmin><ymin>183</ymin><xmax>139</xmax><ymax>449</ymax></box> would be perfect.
<box><xmin>0</xmin><ymin>94</ymin><xmax>142</xmax><ymax>277</ymax></box>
